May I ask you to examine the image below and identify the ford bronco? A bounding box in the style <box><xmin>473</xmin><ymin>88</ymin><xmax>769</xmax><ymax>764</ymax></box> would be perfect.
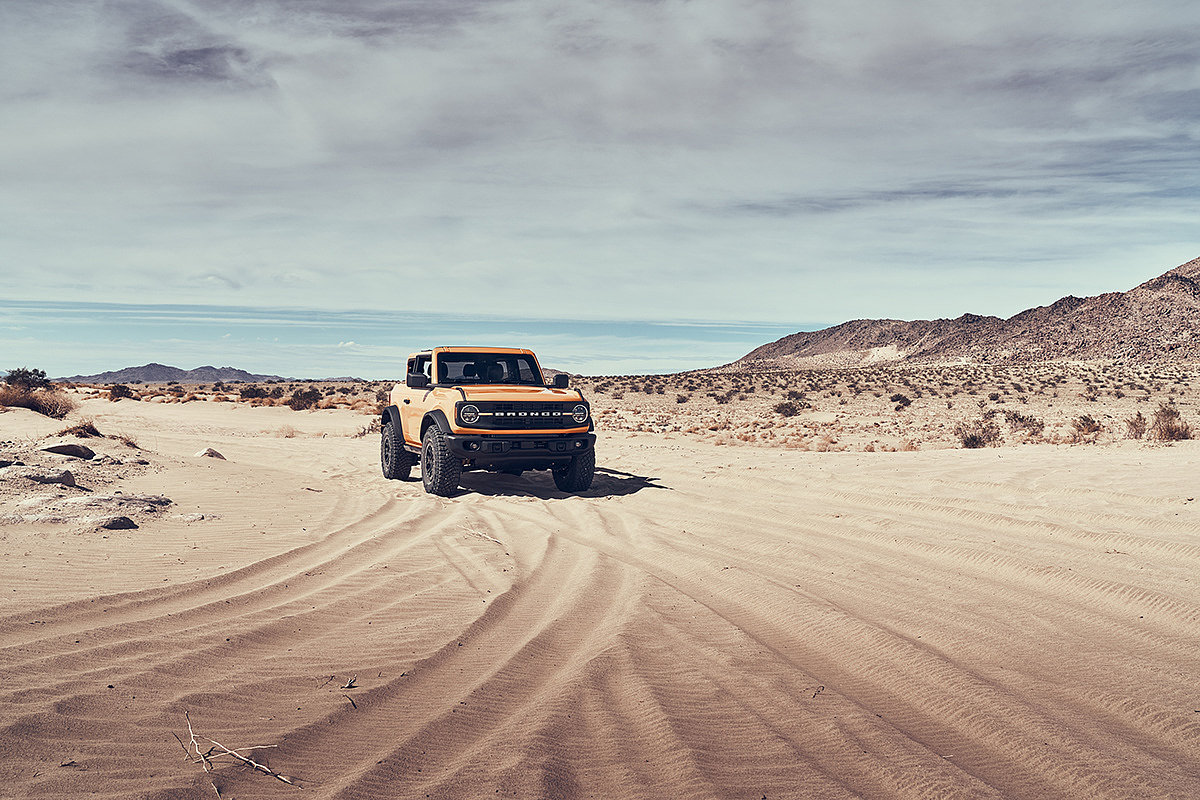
<box><xmin>380</xmin><ymin>347</ymin><xmax>596</xmax><ymax>496</ymax></box>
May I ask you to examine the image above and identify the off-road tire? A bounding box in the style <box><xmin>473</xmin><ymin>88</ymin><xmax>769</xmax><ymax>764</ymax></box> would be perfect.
<box><xmin>380</xmin><ymin>421</ymin><xmax>416</xmax><ymax>480</ymax></box>
<box><xmin>552</xmin><ymin>449</ymin><xmax>595</xmax><ymax>492</ymax></box>
<box><xmin>421</xmin><ymin>426</ymin><xmax>462</xmax><ymax>496</ymax></box>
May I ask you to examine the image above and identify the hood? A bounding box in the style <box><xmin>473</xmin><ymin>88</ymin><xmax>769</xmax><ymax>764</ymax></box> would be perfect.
<box><xmin>456</xmin><ymin>385</ymin><xmax>585</xmax><ymax>402</ymax></box>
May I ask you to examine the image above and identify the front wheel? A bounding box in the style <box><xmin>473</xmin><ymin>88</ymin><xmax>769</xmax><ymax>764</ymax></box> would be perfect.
<box><xmin>381</xmin><ymin>420</ymin><xmax>416</xmax><ymax>480</ymax></box>
<box><xmin>421</xmin><ymin>426</ymin><xmax>462</xmax><ymax>496</ymax></box>
<box><xmin>552</xmin><ymin>449</ymin><xmax>595</xmax><ymax>492</ymax></box>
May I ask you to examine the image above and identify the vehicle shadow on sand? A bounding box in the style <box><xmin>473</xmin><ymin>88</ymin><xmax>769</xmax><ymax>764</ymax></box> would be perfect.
<box><xmin>457</xmin><ymin>466</ymin><xmax>669</xmax><ymax>499</ymax></box>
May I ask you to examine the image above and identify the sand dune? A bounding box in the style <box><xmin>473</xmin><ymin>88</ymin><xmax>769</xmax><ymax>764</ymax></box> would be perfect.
<box><xmin>1</xmin><ymin>398</ymin><xmax>1198</xmax><ymax>799</ymax></box>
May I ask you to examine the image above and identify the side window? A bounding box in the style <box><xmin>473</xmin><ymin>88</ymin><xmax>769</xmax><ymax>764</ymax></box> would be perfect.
<box><xmin>406</xmin><ymin>358</ymin><xmax>416</xmax><ymax>376</ymax></box>
<box><xmin>414</xmin><ymin>356</ymin><xmax>431</xmax><ymax>379</ymax></box>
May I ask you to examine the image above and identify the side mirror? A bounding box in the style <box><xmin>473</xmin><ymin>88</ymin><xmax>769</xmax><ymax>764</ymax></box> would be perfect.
<box><xmin>552</xmin><ymin>374</ymin><xmax>569</xmax><ymax>388</ymax></box>
<box><xmin>407</xmin><ymin>373</ymin><xmax>431</xmax><ymax>389</ymax></box>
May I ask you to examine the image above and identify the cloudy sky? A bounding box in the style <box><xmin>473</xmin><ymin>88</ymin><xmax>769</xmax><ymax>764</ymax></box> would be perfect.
<box><xmin>2</xmin><ymin>0</ymin><xmax>1199</xmax><ymax>375</ymax></box>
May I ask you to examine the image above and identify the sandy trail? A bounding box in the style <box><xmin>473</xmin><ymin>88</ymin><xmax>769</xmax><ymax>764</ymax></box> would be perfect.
<box><xmin>1</xmin><ymin>400</ymin><xmax>1198</xmax><ymax>799</ymax></box>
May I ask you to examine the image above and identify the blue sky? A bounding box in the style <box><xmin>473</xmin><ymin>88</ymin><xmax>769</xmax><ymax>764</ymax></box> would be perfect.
<box><xmin>2</xmin><ymin>1</ymin><xmax>1198</xmax><ymax>376</ymax></box>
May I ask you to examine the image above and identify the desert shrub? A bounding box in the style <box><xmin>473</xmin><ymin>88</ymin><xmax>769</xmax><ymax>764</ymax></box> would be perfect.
<box><xmin>108</xmin><ymin>384</ymin><xmax>134</xmax><ymax>401</ymax></box>
<box><xmin>1124</xmin><ymin>412</ymin><xmax>1147</xmax><ymax>440</ymax></box>
<box><xmin>287</xmin><ymin>387</ymin><xmax>322</xmax><ymax>411</ymax></box>
<box><xmin>276</xmin><ymin>425</ymin><xmax>298</xmax><ymax>438</ymax></box>
<box><xmin>890</xmin><ymin>393</ymin><xmax>911</xmax><ymax>410</ymax></box>
<box><xmin>773</xmin><ymin>401</ymin><xmax>800</xmax><ymax>417</ymax></box>
<box><xmin>4</xmin><ymin>366</ymin><xmax>50</xmax><ymax>391</ymax></box>
<box><xmin>1149</xmin><ymin>402</ymin><xmax>1191</xmax><ymax>441</ymax></box>
<box><xmin>676</xmin><ymin>394</ymin><xmax>690</xmax><ymax>404</ymax></box>
<box><xmin>0</xmin><ymin>385</ymin><xmax>77</xmax><ymax>419</ymax></box>
<box><xmin>109</xmin><ymin>432</ymin><xmax>140</xmax><ymax>449</ymax></box>
<box><xmin>239</xmin><ymin>385</ymin><xmax>268</xmax><ymax>399</ymax></box>
<box><xmin>1073</xmin><ymin>415</ymin><xmax>1102</xmax><ymax>435</ymax></box>
<box><xmin>988</xmin><ymin>392</ymin><xmax>1001</xmax><ymax>401</ymax></box>
<box><xmin>57</xmin><ymin>419</ymin><xmax>102</xmax><ymax>438</ymax></box>
<box><xmin>955</xmin><ymin>417</ymin><xmax>1001</xmax><ymax>448</ymax></box>
<box><xmin>354</xmin><ymin>418</ymin><xmax>382</xmax><ymax>438</ymax></box>
<box><xmin>1004</xmin><ymin>410</ymin><xmax>1045</xmax><ymax>436</ymax></box>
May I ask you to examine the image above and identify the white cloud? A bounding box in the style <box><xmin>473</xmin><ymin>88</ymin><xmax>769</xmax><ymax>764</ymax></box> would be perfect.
<box><xmin>1</xmin><ymin>0</ymin><xmax>1198</xmax><ymax>328</ymax></box>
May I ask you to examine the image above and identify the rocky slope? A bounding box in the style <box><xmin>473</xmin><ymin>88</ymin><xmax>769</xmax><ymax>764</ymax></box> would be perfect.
<box><xmin>735</xmin><ymin>256</ymin><xmax>1200</xmax><ymax>368</ymax></box>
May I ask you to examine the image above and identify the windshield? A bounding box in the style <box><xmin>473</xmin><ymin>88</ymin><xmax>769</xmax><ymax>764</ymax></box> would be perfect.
<box><xmin>435</xmin><ymin>352</ymin><xmax>544</xmax><ymax>386</ymax></box>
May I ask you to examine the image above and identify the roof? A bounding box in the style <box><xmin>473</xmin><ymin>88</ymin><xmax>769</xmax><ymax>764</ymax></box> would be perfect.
<box><xmin>406</xmin><ymin>346</ymin><xmax>536</xmax><ymax>359</ymax></box>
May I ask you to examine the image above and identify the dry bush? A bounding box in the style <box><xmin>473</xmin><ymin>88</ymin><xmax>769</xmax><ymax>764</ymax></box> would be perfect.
<box><xmin>773</xmin><ymin>401</ymin><xmax>800</xmax><ymax>417</ymax></box>
<box><xmin>0</xmin><ymin>385</ymin><xmax>78</xmax><ymax>419</ymax></box>
<box><xmin>57</xmin><ymin>419</ymin><xmax>102</xmax><ymax>438</ymax></box>
<box><xmin>109</xmin><ymin>432</ymin><xmax>141</xmax><ymax>449</ymax></box>
<box><xmin>1004</xmin><ymin>410</ymin><xmax>1045</xmax><ymax>437</ymax></box>
<box><xmin>107</xmin><ymin>383</ymin><xmax>134</xmax><ymax>401</ymax></box>
<box><xmin>1073</xmin><ymin>415</ymin><xmax>1102</xmax><ymax>435</ymax></box>
<box><xmin>1124</xmin><ymin>412</ymin><xmax>1147</xmax><ymax>440</ymax></box>
<box><xmin>288</xmin><ymin>387</ymin><xmax>321</xmax><ymax>411</ymax></box>
<box><xmin>276</xmin><ymin>425</ymin><xmax>298</xmax><ymax>438</ymax></box>
<box><xmin>955</xmin><ymin>417</ymin><xmax>1001</xmax><ymax>448</ymax></box>
<box><xmin>354</xmin><ymin>418</ymin><xmax>382</xmax><ymax>438</ymax></box>
<box><xmin>1149</xmin><ymin>402</ymin><xmax>1191</xmax><ymax>441</ymax></box>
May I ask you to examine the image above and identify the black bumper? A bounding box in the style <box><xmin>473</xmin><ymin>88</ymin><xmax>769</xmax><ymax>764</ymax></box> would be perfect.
<box><xmin>445</xmin><ymin>432</ymin><xmax>596</xmax><ymax>465</ymax></box>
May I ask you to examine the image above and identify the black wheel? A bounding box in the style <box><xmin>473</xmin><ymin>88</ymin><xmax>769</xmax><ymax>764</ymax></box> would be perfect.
<box><xmin>421</xmin><ymin>426</ymin><xmax>462</xmax><ymax>496</ymax></box>
<box><xmin>381</xmin><ymin>420</ymin><xmax>416</xmax><ymax>480</ymax></box>
<box><xmin>552</xmin><ymin>449</ymin><xmax>595</xmax><ymax>492</ymax></box>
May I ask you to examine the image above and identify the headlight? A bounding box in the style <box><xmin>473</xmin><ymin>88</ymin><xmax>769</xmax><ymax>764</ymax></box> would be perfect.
<box><xmin>460</xmin><ymin>404</ymin><xmax>481</xmax><ymax>425</ymax></box>
<box><xmin>571</xmin><ymin>404</ymin><xmax>589</xmax><ymax>424</ymax></box>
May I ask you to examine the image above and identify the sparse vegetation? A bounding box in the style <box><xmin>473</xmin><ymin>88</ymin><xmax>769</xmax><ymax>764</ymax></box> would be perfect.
<box><xmin>1149</xmin><ymin>401</ymin><xmax>1191</xmax><ymax>441</ymax></box>
<box><xmin>955</xmin><ymin>418</ymin><xmax>1001</xmax><ymax>448</ymax></box>
<box><xmin>0</xmin><ymin>384</ymin><xmax>77</xmax><ymax>419</ymax></box>
<box><xmin>1124</xmin><ymin>412</ymin><xmax>1147</xmax><ymax>440</ymax></box>
<box><xmin>287</xmin><ymin>387</ymin><xmax>322</xmax><ymax>411</ymax></box>
<box><xmin>57</xmin><ymin>419</ymin><xmax>102</xmax><ymax>438</ymax></box>
<box><xmin>4</xmin><ymin>367</ymin><xmax>51</xmax><ymax>391</ymax></box>
<box><xmin>773</xmin><ymin>401</ymin><xmax>800</xmax><ymax>417</ymax></box>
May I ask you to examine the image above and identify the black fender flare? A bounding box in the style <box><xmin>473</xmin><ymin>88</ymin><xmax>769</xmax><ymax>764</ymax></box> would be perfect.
<box><xmin>382</xmin><ymin>404</ymin><xmax>402</xmax><ymax>435</ymax></box>
<box><xmin>421</xmin><ymin>409</ymin><xmax>452</xmax><ymax>440</ymax></box>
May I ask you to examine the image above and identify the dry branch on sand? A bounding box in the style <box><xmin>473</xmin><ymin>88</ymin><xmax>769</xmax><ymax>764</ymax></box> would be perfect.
<box><xmin>176</xmin><ymin>711</ymin><xmax>296</xmax><ymax>795</ymax></box>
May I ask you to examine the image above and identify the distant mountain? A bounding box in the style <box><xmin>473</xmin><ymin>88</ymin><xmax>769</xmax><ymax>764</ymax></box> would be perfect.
<box><xmin>63</xmin><ymin>363</ymin><xmax>287</xmax><ymax>384</ymax></box>
<box><xmin>733</xmin><ymin>255</ymin><xmax>1200</xmax><ymax>368</ymax></box>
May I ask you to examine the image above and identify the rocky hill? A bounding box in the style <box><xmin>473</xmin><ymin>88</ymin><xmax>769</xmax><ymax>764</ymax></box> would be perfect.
<box><xmin>734</xmin><ymin>255</ymin><xmax>1200</xmax><ymax>368</ymax></box>
<box><xmin>63</xmin><ymin>363</ymin><xmax>287</xmax><ymax>384</ymax></box>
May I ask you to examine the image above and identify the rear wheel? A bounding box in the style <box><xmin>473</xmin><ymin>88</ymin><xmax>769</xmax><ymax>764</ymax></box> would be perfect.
<box><xmin>421</xmin><ymin>426</ymin><xmax>462</xmax><ymax>496</ymax></box>
<box><xmin>552</xmin><ymin>449</ymin><xmax>595</xmax><ymax>492</ymax></box>
<box><xmin>381</xmin><ymin>420</ymin><xmax>416</xmax><ymax>480</ymax></box>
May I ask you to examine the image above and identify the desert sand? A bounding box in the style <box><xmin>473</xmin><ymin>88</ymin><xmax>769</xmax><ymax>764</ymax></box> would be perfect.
<box><xmin>2</xmin><ymin>392</ymin><xmax>1199</xmax><ymax>799</ymax></box>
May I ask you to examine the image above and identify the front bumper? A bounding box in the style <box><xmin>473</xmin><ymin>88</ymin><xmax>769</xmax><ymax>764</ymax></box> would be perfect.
<box><xmin>445</xmin><ymin>432</ymin><xmax>596</xmax><ymax>464</ymax></box>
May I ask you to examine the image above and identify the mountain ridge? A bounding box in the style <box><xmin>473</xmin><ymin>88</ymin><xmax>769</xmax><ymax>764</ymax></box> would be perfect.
<box><xmin>734</xmin><ymin>255</ymin><xmax>1200</xmax><ymax>368</ymax></box>
<box><xmin>62</xmin><ymin>364</ymin><xmax>289</xmax><ymax>383</ymax></box>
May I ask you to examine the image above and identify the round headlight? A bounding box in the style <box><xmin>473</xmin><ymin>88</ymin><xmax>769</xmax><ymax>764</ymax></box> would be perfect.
<box><xmin>460</xmin><ymin>404</ymin><xmax>480</xmax><ymax>425</ymax></box>
<box><xmin>571</xmin><ymin>404</ymin><xmax>589</xmax><ymax>424</ymax></box>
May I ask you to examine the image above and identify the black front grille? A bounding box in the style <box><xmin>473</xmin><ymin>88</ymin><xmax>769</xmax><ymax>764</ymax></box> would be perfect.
<box><xmin>463</xmin><ymin>401</ymin><xmax>584</xmax><ymax>429</ymax></box>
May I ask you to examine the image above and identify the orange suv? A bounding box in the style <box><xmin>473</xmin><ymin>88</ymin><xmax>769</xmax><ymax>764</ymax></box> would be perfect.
<box><xmin>380</xmin><ymin>347</ymin><xmax>595</xmax><ymax>496</ymax></box>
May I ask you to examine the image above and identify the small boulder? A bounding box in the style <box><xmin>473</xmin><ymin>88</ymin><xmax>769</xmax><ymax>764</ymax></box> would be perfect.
<box><xmin>10</xmin><ymin>468</ymin><xmax>76</xmax><ymax>487</ymax></box>
<box><xmin>99</xmin><ymin>516</ymin><xmax>138</xmax><ymax>530</ymax></box>
<box><xmin>42</xmin><ymin>443</ymin><xmax>95</xmax><ymax>460</ymax></box>
<box><xmin>195</xmin><ymin>448</ymin><xmax>226</xmax><ymax>460</ymax></box>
